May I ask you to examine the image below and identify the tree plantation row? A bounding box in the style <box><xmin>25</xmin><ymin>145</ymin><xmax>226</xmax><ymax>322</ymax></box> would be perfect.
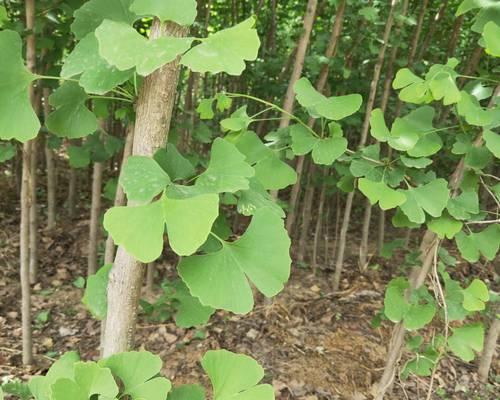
<box><xmin>0</xmin><ymin>0</ymin><xmax>499</xmax><ymax>399</ymax></box>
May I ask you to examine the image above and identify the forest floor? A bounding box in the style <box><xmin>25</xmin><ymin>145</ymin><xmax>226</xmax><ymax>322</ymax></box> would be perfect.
<box><xmin>0</xmin><ymin>173</ymin><xmax>498</xmax><ymax>400</ymax></box>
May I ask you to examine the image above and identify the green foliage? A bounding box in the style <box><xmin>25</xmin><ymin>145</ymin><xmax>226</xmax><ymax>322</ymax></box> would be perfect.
<box><xmin>130</xmin><ymin>0</ymin><xmax>198</xmax><ymax>26</ymax></box>
<box><xmin>448</xmin><ymin>324</ymin><xmax>484</xmax><ymax>362</ymax></box>
<box><xmin>82</xmin><ymin>264</ymin><xmax>112</xmax><ymax>320</ymax></box>
<box><xmin>384</xmin><ymin>277</ymin><xmax>436</xmax><ymax>330</ymax></box>
<box><xmin>358</xmin><ymin>178</ymin><xmax>406</xmax><ymax>210</ymax></box>
<box><xmin>462</xmin><ymin>279</ymin><xmax>490</xmax><ymax>311</ymax></box>
<box><xmin>154</xmin><ymin>144</ymin><xmax>196</xmax><ymax>181</ymax></box>
<box><xmin>178</xmin><ymin>208</ymin><xmax>291</xmax><ymax>314</ymax></box>
<box><xmin>294</xmin><ymin>77</ymin><xmax>362</xmax><ymax>120</ymax></box>
<box><xmin>168</xmin><ymin>385</ymin><xmax>205</xmax><ymax>400</ymax></box>
<box><xmin>0</xmin><ymin>30</ymin><xmax>40</xmax><ymax>142</ymax></box>
<box><xmin>455</xmin><ymin>224</ymin><xmax>500</xmax><ymax>262</ymax></box>
<box><xmin>46</xmin><ymin>82</ymin><xmax>98</xmax><ymax>139</ymax></box>
<box><xmin>96</xmin><ymin>20</ymin><xmax>194</xmax><ymax>76</ymax></box>
<box><xmin>201</xmin><ymin>350</ymin><xmax>274</xmax><ymax>400</ymax></box>
<box><xmin>0</xmin><ymin>142</ymin><xmax>16</xmax><ymax>163</ymax></box>
<box><xmin>483</xmin><ymin>21</ymin><xmax>500</xmax><ymax>56</ymax></box>
<box><xmin>181</xmin><ymin>17</ymin><xmax>260</xmax><ymax>76</ymax></box>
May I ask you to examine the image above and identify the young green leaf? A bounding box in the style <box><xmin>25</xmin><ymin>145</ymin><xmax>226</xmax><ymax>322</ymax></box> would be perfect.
<box><xmin>51</xmin><ymin>362</ymin><xmax>118</xmax><ymax>400</ymax></box>
<box><xmin>294</xmin><ymin>77</ymin><xmax>362</xmax><ymax>120</ymax></box>
<box><xmin>462</xmin><ymin>279</ymin><xmax>489</xmax><ymax>311</ymax></box>
<box><xmin>399</xmin><ymin>179</ymin><xmax>450</xmax><ymax>224</ymax></box>
<box><xmin>448</xmin><ymin>324</ymin><xmax>484</xmax><ymax>362</ymax></box>
<box><xmin>71</xmin><ymin>0</ymin><xmax>137</xmax><ymax>39</ymax></box>
<box><xmin>384</xmin><ymin>277</ymin><xmax>436</xmax><ymax>330</ymax></box>
<box><xmin>46</xmin><ymin>82</ymin><xmax>98</xmax><ymax>139</ymax></box>
<box><xmin>369</xmin><ymin>109</ymin><xmax>391</xmax><ymax>142</ymax></box>
<box><xmin>130</xmin><ymin>0</ymin><xmax>197</xmax><ymax>25</ymax></box>
<box><xmin>168</xmin><ymin>385</ymin><xmax>205</xmax><ymax>400</ymax></box>
<box><xmin>178</xmin><ymin>208</ymin><xmax>291</xmax><ymax>314</ymax></box>
<box><xmin>96</xmin><ymin>20</ymin><xmax>194</xmax><ymax>76</ymax></box>
<box><xmin>103</xmin><ymin>201</ymin><xmax>165</xmax><ymax>263</ymax></box>
<box><xmin>400</xmin><ymin>156</ymin><xmax>433</xmax><ymax>169</ymax></box>
<box><xmin>0</xmin><ymin>143</ymin><xmax>16</xmax><ymax>163</ymax></box>
<box><xmin>196</xmin><ymin>138</ymin><xmax>255</xmax><ymax>193</ymax></box>
<box><xmin>100</xmin><ymin>352</ymin><xmax>172</xmax><ymax>400</ymax></box>
<box><xmin>427</xmin><ymin>212</ymin><xmax>463</xmax><ymax>239</ymax></box>
<box><xmin>61</xmin><ymin>33</ymin><xmax>133</xmax><ymax>95</ymax></box>
<box><xmin>181</xmin><ymin>17</ymin><xmax>260</xmax><ymax>76</ymax></box>
<box><xmin>358</xmin><ymin>178</ymin><xmax>407</xmax><ymax>210</ymax></box>
<box><xmin>220</xmin><ymin>106</ymin><xmax>253</xmax><ymax>132</ymax></box>
<box><xmin>455</xmin><ymin>224</ymin><xmax>500</xmax><ymax>262</ymax></box>
<box><xmin>171</xmin><ymin>280</ymin><xmax>215</xmax><ymax>328</ymax></box>
<box><xmin>67</xmin><ymin>146</ymin><xmax>91</xmax><ymax>168</ymax></box>
<box><xmin>457</xmin><ymin>91</ymin><xmax>494</xmax><ymax>126</ymax></box>
<box><xmin>483</xmin><ymin>129</ymin><xmax>500</xmax><ymax>158</ymax></box>
<box><xmin>197</xmin><ymin>98</ymin><xmax>215</xmax><ymax>120</ymax></box>
<box><xmin>447</xmin><ymin>191</ymin><xmax>479</xmax><ymax>220</ymax></box>
<box><xmin>162</xmin><ymin>187</ymin><xmax>219</xmax><ymax>256</ymax></box>
<box><xmin>29</xmin><ymin>352</ymin><xmax>80</xmax><ymax>400</ymax></box>
<box><xmin>120</xmin><ymin>156</ymin><xmax>171</xmax><ymax>204</ymax></box>
<box><xmin>483</xmin><ymin>21</ymin><xmax>500</xmax><ymax>57</ymax></box>
<box><xmin>290</xmin><ymin>125</ymin><xmax>347</xmax><ymax>165</ymax></box>
<box><xmin>154</xmin><ymin>144</ymin><xmax>196</xmax><ymax>181</ymax></box>
<box><xmin>82</xmin><ymin>264</ymin><xmax>112</xmax><ymax>320</ymax></box>
<box><xmin>0</xmin><ymin>30</ymin><xmax>40</xmax><ymax>142</ymax></box>
<box><xmin>201</xmin><ymin>350</ymin><xmax>274</xmax><ymax>400</ymax></box>
<box><xmin>237</xmin><ymin>178</ymin><xmax>285</xmax><ymax>218</ymax></box>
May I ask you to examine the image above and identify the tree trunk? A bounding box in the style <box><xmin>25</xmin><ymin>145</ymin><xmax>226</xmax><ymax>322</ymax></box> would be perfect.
<box><xmin>104</xmin><ymin>125</ymin><xmax>134</xmax><ymax>265</ymax></box>
<box><xmin>297</xmin><ymin>164</ymin><xmax>316</xmax><ymax>263</ymax></box>
<box><xmin>285</xmin><ymin>0</ymin><xmax>345</xmax><ymax>232</ymax></box>
<box><xmin>43</xmin><ymin>88</ymin><xmax>56</xmax><ymax>230</ymax></box>
<box><xmin>145</xmin><ymin>262</ymin><xmax>155</xmax><ymax>296</ymax></box>
<box><xmin>407</xmin><ymin>0</ymin><xmax>429</xmax><ymax>67</ymax></box>
<box><xmin>29</xmin><ymin>135</ymin><xmax>38</xmax><ymax>284</ymax></box>
<box><xmin>88</xmin><ymin>160</ymin><xmax>103</xmax><ymax>276</ymax></box>
<box><xmin>279</xmin><ymin>0</ymin><xmax>317</xmax><ymax>128</ymax></box>
<box><xmin>358</xmin><ymin>199</ymin><xmax>372</xmax><ymax>270</ymax></box>
<box><xmin>478</xmin><ymin>318</ymin><xmax>500</xmax><ymax>383</ymax></box>
<box><xmin>312</xmin><ymin>169</ymin><xmax>327</xmax><ymax>272</ymax></box>
<box><xmin>417</xmin><ymin>0</ymin><xmax>448</xmax><ymax>61</ymax></box>
<box><xmin>334</xmin><ymin>0</ymin><xmax>399</xmax><ymax>291</ymax></box>
<box><xmin>103</xmin><ymin>20</ymin><xmax>188</xmax><ymax>357</ymax></box>
<box><xmin>21</xmin><ymin>0</ymin><xmax>36</xmax><ymax>366</ymax></box>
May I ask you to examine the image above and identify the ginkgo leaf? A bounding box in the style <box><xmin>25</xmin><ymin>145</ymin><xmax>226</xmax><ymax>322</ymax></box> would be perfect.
<box><xmin>120</xmin><ymin>156</ymin><xmax>171</xmax><ymax>204</ymax></box>
<box><xmin>393</xmin><ymin>68</ymin><xmax>430</xmax><ymax>104</ymax></box>
<box><xmin>384</xmin><ymin>277</ymin><xmax>436</xmax><ymax>330</ymax></box>
<box><xmin>358</xmin><ymin>178</ymin><xmax>407</xmax><ymax>210</ymax></box>
<box><xmin>178</xmin><ymin>208</ymin><xmax>291</xmax><ymax>314</ymax></box>
<box><xmin>51</xmin><ymin>362</ymin><xmax>118</xmax><ymax>400</ymax></box>
<box><xmin>399</xmin><ymin>179</ymin><xmax>450</xmax><ymax>224</ymax></box>
<box><xmin>483</xmin><ymin>21</ymin><xmax>500</xmax><ymax>57</ymax></box>
<box><xmin>448</xmin><ymin>324</ymin><xmax>484</xmax><ymax>362</ymax></box>
<box><xmin>462</xmin><ymin>279</ymin><xmax>489</xmax><ymax>311</ymax></box>
<box><xmin>201</xmin><ymin>350</ymin><xmax>274</xmax><ymax>400</ymax></box>
<box><xmin>46</xmin><ymin>82</ymin><xmax>98</xmax><ymax>139</ymax></box>
<box><xmin>29</xmin><ymin>352</ymin><xmax>80</xmax><ymax>400</ymax></box>
<box><xmin>455</xmin><ymin>224</ymin><xmax>500</xmax><ymax>262</ymax></box>
<box><xmin>82</xmin><ymin>264</ymin><xmax>112</xmax><ymax>320</ymax></box>
<box><xmin>162</xmin><ymin>186</ymin><xmax>219</xmax><ymax>256</ymax></box>
<box><xmin>181</xmin><ymin>17</ymin><xmax>260</xmax><ymax>76</ymax></box>
<box><xmin>71</xmin><ymin>0</ymin><xmax>137</xmax><ymax>39</ymax></box>
<box><xmin>171</xmin><ymin>280</ymin><xmax>215</xmax><ymax>328</ymax></box>
<box><xmin>168</xmin><ymin>385</ymin><xmax>206</xmax><ymax>400</ymax></box>
<box><xmin>369</xmin><ymin>109</ymin><xmax>391</xmax><ymax>141</ymax></box>
<box><xmin>154</xmin><ymin>144</ymin><xmax>196</xmax><ymax>181</ymax></box>
<box><xmin>197</xmin><ymin>98</ymin><xmax>215</xmax><ymax>119</ymax></box>
<box><xmin>0</xmin><ymin>143</ymin><xmax>16</xmax><ymax>163</ymax></box>
<box><xmin>400</xmin><ymin>156</ymin><xmax>433</xmax><ymax>169</ymax></box>
<box><xmin>457</xmin><ymin>91</ymin><xmax>494</xmax><ymax>126</ymax></box>
<box><xmin>390</xmin><ymin>106</ymin><xmax>435</xmax><ymax>152</ymax></box>
<box><xmin>294</xmin><ymin>77</ymin><xmax>362</xmax><ymax>120</ymax></box>
<box><xmin>484</xmin><ymin>129</ymin><xmax>500</xmax><ymax>158</ymax></box>
<box><xmin>61</xmin><ymin>33</ymin><xmax>133</xmax><ymax>95</ymax></box>
<box><xmin>100</xmin><ymin>352</ymin><xmax>172</xmax><ymax>400</ymax></box>
<box><xmin>0</xmin><ymin>30</ymin><xmax>40</xmax><ymax>142</ymax></box>
<box><xmin>221</xmin><ymin>106</ymin><xmax>253</xmax><ymax>132</ymax></box>
<box><xmin>447</xmin><ymin>191</ymin><xmax>479</xmax><ymax>220</ymax></box>
<box><xmin>103</xmin><ymin>201</ymin><xmax>165</xmax><ymax>263</ymax></box>
<box><xmin>96</xmin><ymin>20</ymin><xmax>194</xmax><ymax>76</ymax></box>
<box><xmin>237</xmin><ymin>178</ymin><xmax>285</xmax><ymax>218</ymax></box>
<box><xmin>130</xmin><ymin>0</ymin><xmax>197</xmax><ymax>25</ymax></box>
<box><xmin>427</xmin><ymin>212</ymin><xmax>463</xmax><ymax>239</ymax></box>
<box><xmin>196</xmin><ymin>138</ymin><xmax>254</xmax><ymax>193</ymax></box>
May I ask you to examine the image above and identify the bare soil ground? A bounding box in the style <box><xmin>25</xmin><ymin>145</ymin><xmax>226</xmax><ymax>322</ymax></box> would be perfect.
<box><xmin>0</xmin><ymin>171</ymin><xmax>498</xmax><ymax>400</ymax></box>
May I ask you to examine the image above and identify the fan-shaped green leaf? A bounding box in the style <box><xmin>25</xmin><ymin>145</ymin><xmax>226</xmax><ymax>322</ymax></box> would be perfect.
<box><xmin>427</xmin><ymin>212</ymin><xmax>463</xmax><ymax>239</ymax></box>
<box><xmin>399</xmin><ymin>179</ymin><xmax>450</xmax><ymax>223</ymax></box>
<box><xmin>0</xmin><ymin>30</ymin><xmax>39</xmax><ymax>142</ymax></box>
<box><xmin>484</xmin><ymin>129</ymin><xmax>500</xmax><ymax>158</ymax></box>
<box><xmin>100</xmin><ymin>352</ymin><xmax>171</xmax><ymax>400</ymax></box>
<box><xmin>162</xmin><ymin>187</ymin><xmax>219</xmax><ymax>256</ymax></box>
<box><xmin>201</xmin><ymin>350</ymin><xmax>274</xmax><ymax>400</ymax></box>
<box><xmin>483</xmin><ymin>21</ymin><xmax>500</xmax><ymax>57</ymax></box>
<box><xmin>358</xmin><ymin>178</ymin><xmax>407</xmax><ymax>210</ymax></box>
<box><xmin>168</xmin><ymin>385</ymin><xmax>205</xmax><ymax>400</ymax></box>
<box><xmin>181</xmin><ymin>17</ymin><xmax>260</xmax><ymax>76</ymax></box>
<box><xmin>61</xmin><ymin>33</ymin><xmax>133</xmax><ymax>95</ymax></box>
<box><xmin>171</xmin><ymin>280</ymin><xmax>215</xmax><ymax>328</ymax></box>
<box><xmin>462</xmin><ymin>279</ymin><xmax>489</xmax><ymax>311</ymax></box>
<box><xmin>103</xmin><ymin>201</ymin><xmax>165</xmax><ymax>263</ymax></box>
<box><xmin>455</xmin><ymin>224</ymin><xmax>500</xmax><ymax>262</ymax></box>
<box><xmin>46</xmin><ymin>82</ymin><xmax>98</xmax><ymax>139</ymax></box>
<box><xmin>154</xmin><ymin>144</ymin><xmax>196</xmax><ymax>181</ymax></box>
<box><xmin>0</xmin><ymin>143</ymin><xmax>16</xmax><ymax>163</ymax></box>
<box><xmin>82</xmin><ymin>264</ymin><xmax>112</xmax><ymax>320</ymax></box>
<box><xmin>448</xmin><ymin>324</ymin><xmax>484</xmax><ymax>362</ymax></box>
<box><xmin>96</xmin><ymin>20</ymin><xmax>194</xmax><ymax>76</ymax></box>
<box><xmin>178</xmin><ymin>208</ymin><xmax>291</xmax><ymax>314</ymax></box>
<box><xmin>130</xmin><ymin>0</ymin><xmax>197</xmax><ymax>25</ymax></box>
<box><xmin>196</xmin><ymin>138</ymin><xmax>254</xmax><ymax>193</ymax></box>
<box><xmin>120</xmin><ymin>156</ymin><xmax>171</xmax><ymax>204</ymax></box>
